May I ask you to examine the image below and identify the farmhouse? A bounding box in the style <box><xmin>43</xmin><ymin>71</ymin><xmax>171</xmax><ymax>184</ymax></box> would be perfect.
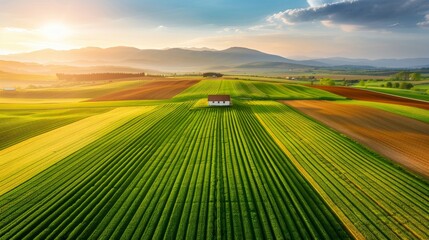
<box><xmin>208</xmin><ymin>95</ymin><xmax>231</xmax><ymax>106</ymax></box>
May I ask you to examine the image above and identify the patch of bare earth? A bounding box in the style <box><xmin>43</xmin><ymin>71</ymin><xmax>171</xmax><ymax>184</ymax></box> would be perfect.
<box><xmin>89</xmin><ymin>80</ymin><xmax>200</xmax><ymax>101</ymax></box>
<box><xmin>284</xmin><ymin>100</ymin><xmax>429</xmax><ymax>178</ymax></box>
<box><xmin>312</xmin><ymin>86</ymin><xmax>429</xmax><ymax>110</ymax></box>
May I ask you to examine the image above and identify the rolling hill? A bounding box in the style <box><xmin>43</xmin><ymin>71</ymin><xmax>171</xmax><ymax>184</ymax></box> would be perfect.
<box><xmin>0</xmin><ymin>60</ymin><xmax>156</xmax><ymax>75</ymax></box>
<box><xmin>0</xmin><ymin>47</ymin><xmax>324</xmax><ymax>71</ymax></box>
<box><xmin>2</xmin><ymin>47</ymin><xmax>429</xmax><ymax>72</ymax></box>
<box><xmin>314</xmin><ymin>57</ymin><xmax>429</xmax><ymax>68</ymax></box>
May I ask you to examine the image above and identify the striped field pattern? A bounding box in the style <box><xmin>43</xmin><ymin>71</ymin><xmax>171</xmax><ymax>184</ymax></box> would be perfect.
<box><xmin>0</xmin><ymin>79</ymin><xmax>428</xmax><ymax>239</ymax></box>
<box><xmin>0</xmin><ymin>103</ymin><xmax>350</xmax><ymax>239</ymax></box>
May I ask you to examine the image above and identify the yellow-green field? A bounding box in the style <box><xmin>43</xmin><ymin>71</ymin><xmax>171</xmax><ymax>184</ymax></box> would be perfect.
<box><xmin>0</xmin><ymin>106</ymin><xmax>154</xmax><ymax>195</ymax></box>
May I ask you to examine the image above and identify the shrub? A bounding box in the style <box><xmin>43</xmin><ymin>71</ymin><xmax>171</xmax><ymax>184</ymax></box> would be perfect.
<box><xmin>399</xmin><ymin>82</ymin><xmax>414</xmax><ymax>89</ymax></box>
<box><xmin>319</xmin><ymin>78</ymin><xmax>335</xmax><ymax>86</ymax></box>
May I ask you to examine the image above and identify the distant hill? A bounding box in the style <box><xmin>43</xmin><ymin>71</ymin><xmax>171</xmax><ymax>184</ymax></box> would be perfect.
<box><xmin>2</xmin><ymin>47</ymin><xmax>428</xmax><ymax>71</ymax></box>
<box><xmin>0</xmin><ymin>60</ymin><xmax>50</xmax><ymax>74</ymax></box>
<box><xmin>314</xmin><ymin>57</ymin><xmax>429</xmax><ymax>69</ymax></box>
<box><xmin>0</xmin><ymin>60</ymin><xmax>157</xmax><ymax>75</ymax></box>
<box><xmin>234</xmin><ymin>61</ymin><xmax>315</xmax><ymax>70</ymax></box>
<box><xmin>0</xmin><ymin>47</ymin><xmax>324</xmax><ymax>72</ymax></box>
<box><xmin>204</xmin><ymin>61</ymin><xmax>317</xmax><ymax>75</ymax></box>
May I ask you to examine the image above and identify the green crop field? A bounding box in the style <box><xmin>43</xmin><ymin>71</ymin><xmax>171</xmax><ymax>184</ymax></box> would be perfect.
<box><xmin>361</xmin><ymin>87</ymin><xmax>429</xmax><ymax>102</ymax></box>
<box><xmin>413</xmin><ymin>83</ymin><xmax>429</xmax><ymax>90</ymax></box>
<box><xmin>0</xmin><ymin>106</ymin><xmax>154</xmax><ymax>195</ymax></box>
<box><xmin>0</xmin><ymin>78</ymin><xmax>428</xmax><ymax>239</ymax></box>
<box><xmin>0</xmin><ymin>107</ymin><xmax>110</xmax><ymax>150</ymax></box>
<box><xmin>338</xmin><ymin>100</ymin><xmax>429</xmax><ymax>123</ymax></box>
<box><xmin>253</xmin><ymin>101</ymin><xmax>429</xmax><ymax>239</ymax></box>
<box><xmin>174</xmin><ymin>79</ymin><xmax>344</xmax><ymax>101</ymax></box>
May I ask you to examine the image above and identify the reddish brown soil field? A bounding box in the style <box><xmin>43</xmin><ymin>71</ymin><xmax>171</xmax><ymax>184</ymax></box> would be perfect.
<box><xmin>90</xmin><ymin>80</ymin><xmax>199</xmax><ymax>101</ymax></box>
<box><xmin>285</xmin><ymin>100</ymin><xmax>429</xmax><ymax>178</ymax></box>
<box><xmin>312</xmin><ymin>86</ymin><xmax>429</xmax><ymax>110</ymax></box>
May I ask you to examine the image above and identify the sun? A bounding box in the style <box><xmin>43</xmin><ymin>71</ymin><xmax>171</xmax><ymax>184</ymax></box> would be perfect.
<box><xmin>39</xmin><ymin>23</ymin><xmax>71</xmax><ymax>40</ymax></box>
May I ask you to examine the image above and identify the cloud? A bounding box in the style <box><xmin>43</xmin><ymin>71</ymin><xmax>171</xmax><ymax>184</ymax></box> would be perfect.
<box><xmin>307</xmin><ymin>0</ymin><xmax>328</xmax><ymax>7</ymax></box>
<box><xmin>217</xmin><ymin>27</ymin><xmax>243</xmax><ymax>34</ymax></box>
<box><xmin>248</xmin><ymin>24</ymin><xmax>279</xmax><ymax>31</ymax></box>
<box><xmin>418</xmin><ymin>14</ymin><xmax>429</xmax><ymax>27</ymax></box>
<box><xmin>156</xmin><ymin>25</ymin><xmax>167</xmax><ymax>31</ymax></box>
<box><xmin>320</xmin><ymin>20</ymin><xmax>362</xmax><ymax>32</ymax></box>
<box><xmin>268</xmin><ymin>0</ymin><xmax>429</xmax><ymax>30</ymax></box>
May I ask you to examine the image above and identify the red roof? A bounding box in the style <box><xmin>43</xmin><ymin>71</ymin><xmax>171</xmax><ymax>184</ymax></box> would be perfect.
<box><xmin>208</xmin><ymin>95</ymin><xmax>230</xmax><ymax>101</ymax></box>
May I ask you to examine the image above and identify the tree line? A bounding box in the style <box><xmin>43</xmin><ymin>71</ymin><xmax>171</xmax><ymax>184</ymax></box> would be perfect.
<box><xmin>202</xmin><ymin>72</ymin><xmax>223</xmax><ymax>78</ymax></box>
<box><xmin>56</xmin><ymin>72</ymin><xmax>146</xmax><ymax>81</ymax></box>
<box><xmin>391</xmin><ymin>71</ymin><xmax>421</xmax><ymax>81</ymax></box>
<box><xmin>383</xmin><ymin>81</ymin><xmax>414</xmax><ymax>89</ymax></box>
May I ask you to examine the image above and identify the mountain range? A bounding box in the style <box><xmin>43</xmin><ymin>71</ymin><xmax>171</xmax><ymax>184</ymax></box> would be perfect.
<box><xmin>1</xmin><ymin>46</ymin><xmax>428</xmax><ymax>73</ymax></box>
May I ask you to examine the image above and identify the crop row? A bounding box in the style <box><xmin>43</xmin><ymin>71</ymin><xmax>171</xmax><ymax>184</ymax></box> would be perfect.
<box><xmin>0</xmin><ymin>102</ymin><xmax>349</xmax><ymax>239</ymax></box>
<box><xmin>252</xmin><ymin>101</ymin><xmax>429</xmax><ymax>239</ymax></box>
<box><xmin>174</xmin><ymin>80</ymin><xmax>344</xmax><ymax>101</ymax></box>
<box><xmin>0</xmin><ymin>107</ymin><xmax>153</xmax><ymax>196</ymax></box>
<box><xmin>0</xmin><ymin>108</ymin><xmax>110</xmax><ymax>150</ymax></box>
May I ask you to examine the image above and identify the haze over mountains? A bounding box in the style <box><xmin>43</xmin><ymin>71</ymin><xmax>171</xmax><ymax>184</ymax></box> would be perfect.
<box><xmin>1</xmin><ymin>46</ymin><xmax>429</xmax><ymax>73</ymax></box>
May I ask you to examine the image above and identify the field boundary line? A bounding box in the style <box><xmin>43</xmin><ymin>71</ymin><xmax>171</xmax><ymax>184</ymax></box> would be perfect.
<box><xmin>355</xmin><ymin>87</ymin><xmax>429</xmax><ymax>103</ymax></box>
<box><xmin>255</xmin><ymin>113</ymin><xmax>365</xmax><ymax>240</ymax></box>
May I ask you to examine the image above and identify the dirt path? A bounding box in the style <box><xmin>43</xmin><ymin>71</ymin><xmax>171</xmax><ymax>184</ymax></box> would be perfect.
<box><xmin>284</xmin><ymin>100</ymin><xmax>429</xmax><ymax>178</ymax></box>
<box><xmin>312</xmin><ymin>86</ymin><xmax>429</xmax><ymax>110</ymax></box>
<box><xmin>90</xmin><ymin>80</ymin><xmax>199</xmax><ymax>101</ymax></box>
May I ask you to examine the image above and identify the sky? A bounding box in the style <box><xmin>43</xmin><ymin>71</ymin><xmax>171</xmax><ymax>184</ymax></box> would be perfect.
<box><xmin>0</xmin><ymin>0</ymin><xmax>428</xmax><ymax>59</ymax></box>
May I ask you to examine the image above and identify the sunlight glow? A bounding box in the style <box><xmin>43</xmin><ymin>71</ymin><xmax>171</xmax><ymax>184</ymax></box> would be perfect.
<box><xmin>39</xmin><ymin>23</ymin><xmax>71</xmax><ymax>40</ymax></box>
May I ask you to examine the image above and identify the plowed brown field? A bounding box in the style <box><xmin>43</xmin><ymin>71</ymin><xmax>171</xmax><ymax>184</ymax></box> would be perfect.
<box><xmin>312</xmin><ymin>86</ymin><xmax>429</xmax><ymax>110</ymax></box>
<box><xmin>90</xmin><ymin>80</ymin><xmax>199</xmax><ymax>101</ymax></box>
<box><xmin>285</xmin><ymin>100</ymin><xmax>429</xmax><ymax>178</ymax></box>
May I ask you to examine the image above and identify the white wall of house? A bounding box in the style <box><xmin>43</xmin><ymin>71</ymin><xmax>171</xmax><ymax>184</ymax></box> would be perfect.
<box><xmin>208</xmin><ymin>100</ymin><xmax>231</xmax><ymax>106</ymax></box>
